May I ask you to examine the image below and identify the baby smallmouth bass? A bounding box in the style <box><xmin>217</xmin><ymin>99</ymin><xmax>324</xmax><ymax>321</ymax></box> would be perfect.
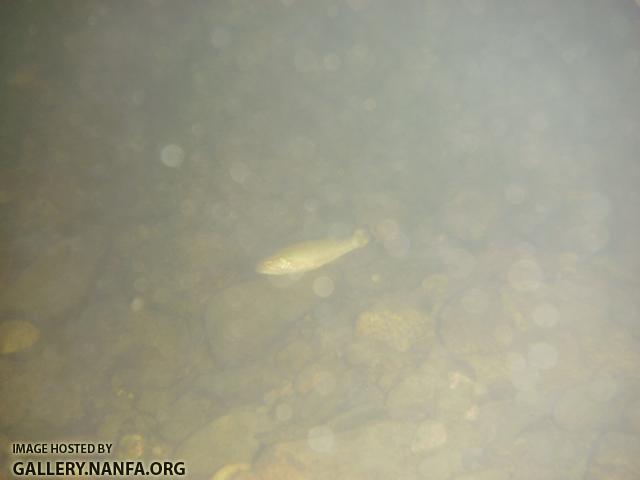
<box><xmin>256</xmin><ymin>229</ymin><xmax>369</xmax><ymax>275</ymax></box>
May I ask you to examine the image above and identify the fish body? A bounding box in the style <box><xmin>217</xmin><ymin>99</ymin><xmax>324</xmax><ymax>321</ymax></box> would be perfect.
<box><xmin>256</xmin><ymin>229</ymin><xmax>369</xmax><ymax>275</ymax></box>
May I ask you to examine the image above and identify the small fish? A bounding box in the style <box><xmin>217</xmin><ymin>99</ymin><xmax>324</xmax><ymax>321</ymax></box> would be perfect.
<box><xmin>256</xmin><ymin>229</ymin><xmax>369</xmax><ymax>275</ymax></box>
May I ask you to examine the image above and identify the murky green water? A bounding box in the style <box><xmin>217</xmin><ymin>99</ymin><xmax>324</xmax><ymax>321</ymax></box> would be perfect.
<box><xmin>1</xmin><ymin>1</ymin><xmax>640</xmax><ymax>479</ymax></box>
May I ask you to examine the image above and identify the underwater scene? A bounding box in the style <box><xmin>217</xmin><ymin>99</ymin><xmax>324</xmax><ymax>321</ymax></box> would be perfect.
<box><xmin>1</xmin><ymin>0</ymin><xmax>640</xmax><ymax>479</ymax></box>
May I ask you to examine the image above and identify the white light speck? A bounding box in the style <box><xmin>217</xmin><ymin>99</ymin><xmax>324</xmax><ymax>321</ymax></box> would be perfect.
<box><xmin>160</xmin><ymin>144</ymin><xmax>185</xmax><ymax>168</ymax></box>
<box><xmin>313</xmin><ymin>276</ymin><xmax>335</xmax><ymax>298</ymax></box>
<box><xmin>130</xmin><ymin>297</ymin><xmax>145</xmax><ymax>312</ymax></box>
<box><xmin>363</xmin><ymin>97</ymin><xmax>377</xmax><ymax>111</ymax></box>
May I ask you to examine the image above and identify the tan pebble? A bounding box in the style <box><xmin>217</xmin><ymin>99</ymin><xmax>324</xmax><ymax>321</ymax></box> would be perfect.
<box><xmin>411</xmin><ymin>420</ymin><xmax>448</xmax><ymax>453</ymax></box>
<box><xmin>210</xmin><ymin>463</ymin><xmax>251</xmax><ymax>480</ymax></box>
<box><xmin>356</xmin><ymin>307</ymin><xmax>427</xmax><ymax>352</ymax></box>
<box><xmin>118</xmin><ymin>434</ymin><xmax>145</xmax><ymax>458</ymax></box>
<box><xmin>0</xmin><ymin>320</ymin><xmax>40</xmax><ymax>354</ymax></box>
<box><xmin>151</xmin><ymin>443</ymin><xmax>171</xmax><ymax>457</ymax></box>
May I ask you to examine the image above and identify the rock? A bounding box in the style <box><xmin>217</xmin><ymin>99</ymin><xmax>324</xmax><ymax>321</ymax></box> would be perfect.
<box><xmin>175</xmin><ymin>407</ymin><xmax>272</xmax><ymax>478</ymax></box>
<box><xmin>291</xmin><ymin>360</ymin><xmax>354</xmax><ymax>425</ymax></box>
<box><xmin>62</xmin><ymin>299</ymin><xmax>133</xmax><ymax>364</ymax></box>
<box><xmin>205</xmin><ymin>279</ymin><xmax>316</xmax><ymax>365</ymax></box>
<box><xmin>130</xmin><ymin>308</ymin><xmax>198</xmax><ymax>374</ymax></box>
<box><xmin>155</xmin><ymin>391</ymin><xmax>217</xmax><ymax>444</ymax></box>
<box><xmin>486</xmin><ymin>419</ymin><xmax>594</xmax><ymax>479</ymax></box>
<box><xmin>274</xmin><ymin>339</ymin><xmax>315</xmax><ymax>374</ymax></box>
<box><xmin>96</xmin><ymin>410</ymin><xmax>149</xmax><ymax>446</ymax></box>
<box><xmin>112</xmin><ymin>346</ymin><xmax>183</xmax><ymax>391</ymax></box>
<box><xmin>436</xmin><ymin>370</ymin><xmax>481</xmax><ymax>423</ymax></box>
<box><xmin>356</xmin><ymin>302</ymin><xmax>433</xmax><ymax>353</ymax></box>
<box><xmin>117</xmin><ymin>433</ymin><xmax>145</xmax><ymax>458</ymax></box>
<box><xmin>471</xmin><ymin>397</ymin><xmax>549</xmax><ymax>450</ymax></box>
<box><xmin>193</xmin><ymin>364</ymin><xmax>285</xmax><ymax>406</ymax></box>
<box><xmin>463</xmin><ymin>350</ymin><xmax>511</xmax><ymax>391</ymax></box>
<box><xmin>411</xmin><ymin>419</ymin><xmax>448</xmax><ymax>453</ymax></box>
<box><xmin>0</xmin><ymin>320</ymin><xmax>40</xmax><ymax>354</ymax></box>
<box><xmin>134</xmin><ymin>387</ymin><xmax>175</xmax><ymax>418</ymax></box>
<box><xmin>0</xmin><ymin>229</ymin><xmax>108</xmax><ymax>321</ymax></box>
<box><xmin>385</xmin><ymin>348</ymin><xmax>454</xmax><ymax>420</ymax></box>
<box><xmin>385</xmin><ymin>372</ymin><xmax>440</xmax><ymax>420</ymax></box>
<box><xmin>258</xmin><ymin>360</ymin><xmax>386</xmax><ymax>447</ymax></box>
<box><xmin>531</xmin><ymin>334</ymin><xmax>583</xmax><ymax>392</ymax></box>
<box><xmin>2</xmin><ymin>346</ymin><xmax>87</xmax><ymax>432</ymax></box>
<box><xmin>346</xmin><ymin>338</ymin><xmax>389</xmax><ymax>369</ymax></box>
<box><xmin>254</xmin><ymin>420</ymin><xmax>418</xmax><ymax>479</ymax></box>
<box><xmin>121</xmin><ymin>228</ymin><xmax>237</xmax><ymax>319</ymax></box>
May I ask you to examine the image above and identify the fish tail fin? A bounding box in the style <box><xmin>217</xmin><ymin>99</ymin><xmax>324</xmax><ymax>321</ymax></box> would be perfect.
<box><xmin>352</xmin><ymin>228</ymin><xmax>370</xmax><ymax>247</ymax></box>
